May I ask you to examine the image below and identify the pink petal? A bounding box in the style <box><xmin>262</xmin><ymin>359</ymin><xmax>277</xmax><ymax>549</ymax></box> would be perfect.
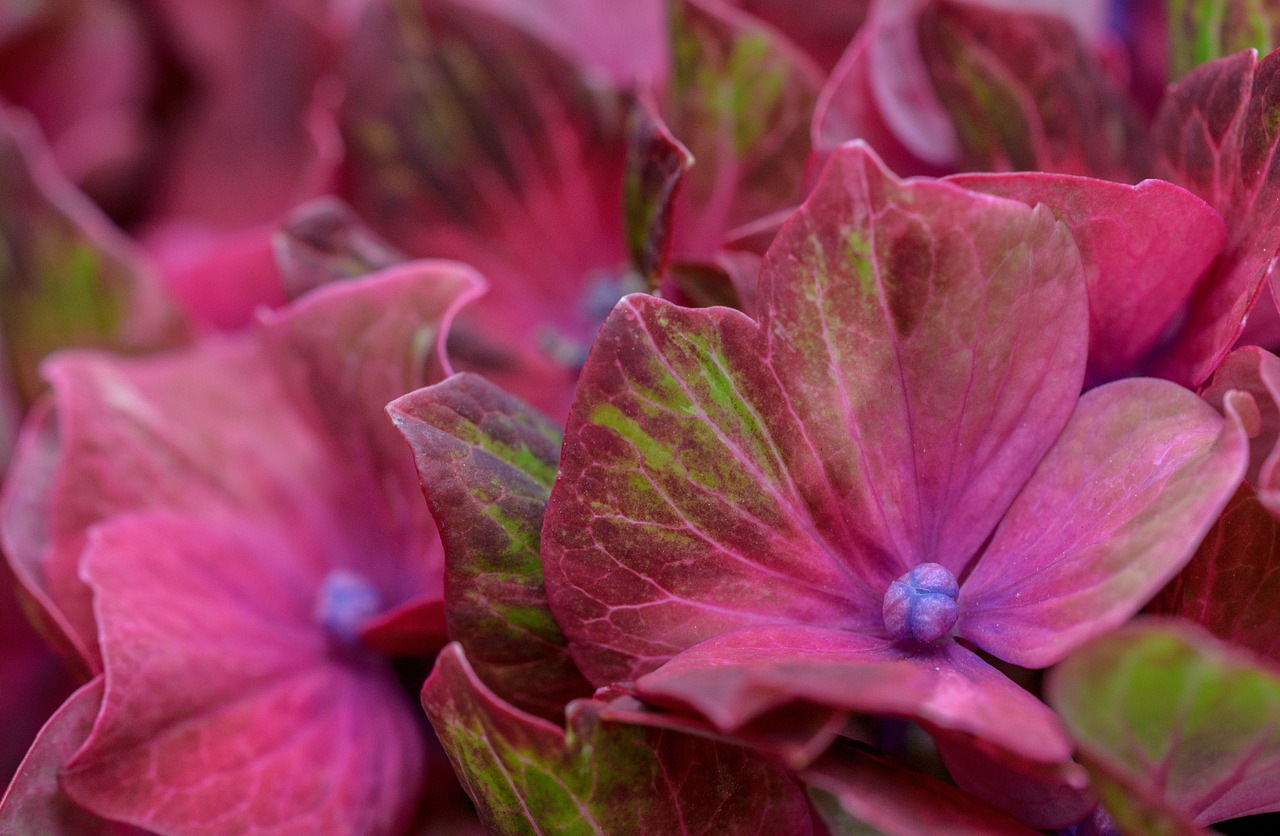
<box><xmin>631</xmin><ymin>625</ymin><xmax>1076</xmax><ymax>770</ymax></box>
<box><xmin>947</xmin><ymin>173</ymin><xmax>1226</xmax><ymax>383</ymax></box>
<box><xmin>64</xmin><ymin>513</ymin><xmax>425</xmax><ymax>835</ymax></box>
<box><xmin>960</xmin><ymin>378</ymin><xmax>1248</xmax><ymax>667</ymax></box>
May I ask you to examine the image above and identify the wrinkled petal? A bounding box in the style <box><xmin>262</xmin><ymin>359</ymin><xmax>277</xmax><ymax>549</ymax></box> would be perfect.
<box><xmin>0</xmin><ymin>677</ymin><xmax>138</xmax><ymax>835</ymax></box>
<box><xmin>1201</xmin><ymin>346</ymin><xmax>1280</xmax><ymax>510</ymax></box>
<box><xmin>631</xmin><ymin>625</ymin><xmax>1076</xmax><ymax>772</ymax></box>
<box><xmin>1149</xmin><ymin>49</ymin><xmax>1280</xmax><ymax>387</ymax></box>
<box><xmin>959</xmin><ymin>378</ymin><xmax>1248</xmax><ymax>668</ymax></box>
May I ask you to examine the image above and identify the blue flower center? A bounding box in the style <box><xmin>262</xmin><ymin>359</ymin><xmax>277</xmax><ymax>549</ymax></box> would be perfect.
<box><xmin>882</xmin><ymin>563</ymin><xmax>960</xmax><ymax>644</ymax></box>
<box><xmin>314</xmin><ymin>569</ymin><xmax>382</xmax><ymax>646</ymax></box>
<box><xmin>538</xmin><ymin>269</ymin><xmax>646</xmax><ymax>370</ymax></box>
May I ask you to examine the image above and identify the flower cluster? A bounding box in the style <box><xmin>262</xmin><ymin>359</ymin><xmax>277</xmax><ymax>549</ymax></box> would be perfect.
<box><xmin>3</xmin><ymin>0</ymin><xmax>1280</xmax><ymax>833</ymax></box>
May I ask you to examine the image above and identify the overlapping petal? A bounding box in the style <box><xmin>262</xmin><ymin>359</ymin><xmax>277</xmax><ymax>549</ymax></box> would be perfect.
<box><xmin>422</xmin><ymin>642</ymin><xmax>816</xmax><ymax>834</ymax></box>
<box><xmin>1049</xmin><ymin>620</ymin><xmax>1280</xmax><ymax>826</ymax></box>
<box><xmin>389</xmin><ymin>373</ymin><xmax>591</xmax><ymax>722</ymax></box>
<box><xmin>947</xmin><ymin>173</ymin><xmax>1225</xmax><ymax>383</ymax></box>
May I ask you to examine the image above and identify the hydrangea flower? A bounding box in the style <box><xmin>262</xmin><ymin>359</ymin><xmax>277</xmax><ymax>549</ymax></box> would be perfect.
<box><xmin>539</xmin><ymin>143</ymin><xmax>1249</xmax><ymax>827</ymax></box>
<box><xmin>0</xmin><ymin>261</ymin><xmax>485</xmax><ymax>832</ymax></box>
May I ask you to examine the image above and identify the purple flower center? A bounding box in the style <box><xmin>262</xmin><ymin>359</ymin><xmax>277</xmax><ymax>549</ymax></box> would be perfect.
<box><xmin>538</xmin><ymin>269</ymin><xmax>645</xmax><ymax>369</ymax></box>
<box><xmin>882</xmin><ymin>563</ymin><xmax>960</xmax><ymax>644</ymax></box>
<box><xmin>314</xmin><ymin>569</ymin><xmax>382</xmax><ymax>646</ymax></box>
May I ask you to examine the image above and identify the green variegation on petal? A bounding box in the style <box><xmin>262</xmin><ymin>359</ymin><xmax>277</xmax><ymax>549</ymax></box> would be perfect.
<box><xmin>1048</xmin><ymin>619</ymin><xmax>1280</xmax><ymax>827</ymax></box>
<box><xmin>1169</xmin><ymin>0</ymin><xmax>1280</xmax><ymax>79</ymax></box>
<box><xmin>422</xmin><ymin>643</ymin><xmax>817</xmax><ymax>835</ymax></box>
<box><xmin>389</xmin><ymin>374</ymin><xmax>592</xmax><ymax>722</ymax></box>
<box><xmin>0</xmin><ymin>108</ymin><xmax>184</xmax><ymax>411</ymax></box>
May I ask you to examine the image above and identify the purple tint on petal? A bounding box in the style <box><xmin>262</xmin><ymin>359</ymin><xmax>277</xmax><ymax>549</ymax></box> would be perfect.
<box><xmin>314</xmin><ymin>569</ymin><xmax>382</xmax><ymax>646</ymax></box>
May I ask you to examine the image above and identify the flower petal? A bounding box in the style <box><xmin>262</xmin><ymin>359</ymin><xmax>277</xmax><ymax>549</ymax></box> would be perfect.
<box><xmin>1149</xmin><ymin>481</ymin><xmax>1280</xmax><ymax>664</ymax></box>
<box><xmin>543</xmin><ymin>142</ymin><xmax>1089</xmax><ymax>683</ymax></box>
<box><xmin>389</xmin><ymin>373</ymin><xmax>591</xmax><ymax>722</ymax></box>
<box><xmin>947</xmin><ymin>173</ymin><xmax>1225</xmax><ymax>383</ymax></box>
<box><xmin>1148</xmin><ymin>49</ymin><xmax>1280</xmax><ymax>386</ymax></box>
<box><xmin>802</xmin><ymin>740</ymin><xmax>1040</xmax><ymax>835</ymax></box>
<box><xmin>959</xmin><ymin>378</ymin><xmax>1248</xmax><ymax>668</ymax></box>
<box><xmin>631</xmin><ymin>625</ymin><xmax>1075</xmax><ymax>769</ymax></box>
<box><xmin>1048</xmin><ymin>619</ymin><xmax>1280</xmax><ymax>825</ymax></box>
<box><xmin>63</xmin><ymin>513</ymin><xmax>425</xmax><ymax>835</ymax></box>
<box><xmin>422</xmin><ymin>642</ymin><xmax>815</xmax><ymax>834</ymax></box>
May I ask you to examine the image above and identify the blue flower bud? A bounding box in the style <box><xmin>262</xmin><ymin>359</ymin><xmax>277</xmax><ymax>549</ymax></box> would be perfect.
<box><xmin>882</xmin><ymin>562</ymin><xmax>960</xmax><ymax>644</ymax></box>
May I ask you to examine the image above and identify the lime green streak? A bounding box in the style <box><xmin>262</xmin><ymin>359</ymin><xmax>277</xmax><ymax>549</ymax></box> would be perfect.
<box><xmin>1170</xmin><ymin>0</ymin><xmax>1280</xmax><ymax>79</ymax></box>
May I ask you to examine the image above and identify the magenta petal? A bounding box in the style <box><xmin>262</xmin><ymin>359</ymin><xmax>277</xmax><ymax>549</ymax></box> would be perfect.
<box><xmin>960</xmin><ymin>378</ymin><xmax>1248</xmax><ymax>668</ymax></box>
<box><xmin>933</xmin><ymin>732</ymin><xmax>1096</xmax><ymax>829</ymax></box>
<box><xmin>0</xmin><ymin>678</ymin><xmax>133</xmax><ymax>835</ymax></box>
<box><xmin>631</xmin><ymin>625</ymin><xmax>1075</xmax><ymax>770</ymax></box>
<box><xmin>357</xmin><ymin>597</ymin><xmax>449</xmax><ymax>658</ymax></box>
<box><xmin>456</xmin><ymin>0</ymin><xmax>670</xmax><ymax>85</ymax></box>
<box><xmin>599</xmin><ymin>692</ymin><xmax>849</xmax><ymax>770</ymax></box>
<box><xmin>422</xmin><ymin>643</ymin><xmax>816</xmax><ymax>834</ymax></box>
<box><xmin>543</xmin><ymin>293</ymin><xmax>872</xmax><ymax>687</ymax></box>
<box><xmin>1149</xmin><ymin>482</ymin><xmax>1280</xmax><ymax>665</ymax></box>
<box><xmin>0</xmin><ymin>106</ymin><xmax>185</xmax><ymax>406</ymax></box>
<box><xmin>340</xmin><ymin>0</ymin><xmax>632</xmax><ymax>420</ymax></box>
<box><xmin>259</xmin><ymin>260</ymin><xmax>486</xmax><ymax>607</ymax></box>
<box><xmin>2</xmin><ymin>337</ymin><xmax>345</xmax><ymax>668</ymax></box>
<box><xmin>272</xmin><ymin>197</ymin><xmax>405</xmax><ymax>300</ymax></box>
<box><xmin>1202</xmin><ymin>347</ymin><xmax>1280</xmax><ymax>509</ymax></box>
<box><xmin>148</xmin><ymin>224</ymin><xmax>286</xmax><ymax>332</ymax></box>
<box><xmin>948</xmin><ymin>173</ymin><xmax>1226</xmax><ymax>383</ymax></box>
<box><xmin>1149</xmin><ymin>49</ymin><xmax>1280</xmax><ymax>387</ymax></box>
<box><xmin>140</xmin><ymin>0</ymin><xmax>338</xmax><ymax>229</ymax></box>
<box><xmin>624</xmin><ymin>98</ymin><xmax>693</xmax><ymax>285</ymax></box>
<box><xmin>812</xmin><ymin>2</ymin><xmax>955</xmax><ymax>177</ymax></box>
<box><xmin>63</xmin><ymin>514</ymin><xmax>425</xmax><ymax>834</ymax></box>
<box><xmin>662</xmin><ymin>0</ymin><xmax>823</xmax><ymax>259</ymax></box>
<box><xmin>760</xmin><ymin>143</ymin><xmax>1087</xmax><ymax>577</ymax></box>
<box><xmin>918</xmin><ymin>0</ymin><xmax>1142</xmax><ymax>180</ymax></box>
<box><xmin>544</xmin><ymin>142</ymin><xmax>1089</xmax><ymax>684</ymax></box>
<box><xmin>728</xmin><ymin>0</ymin><xmax>870</xmax><ymax>72</ymax></box>
<box><xmin>802</xmin><ymin>740</ymin><xmax>1040</xmax><ymax>835</ymax></box>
